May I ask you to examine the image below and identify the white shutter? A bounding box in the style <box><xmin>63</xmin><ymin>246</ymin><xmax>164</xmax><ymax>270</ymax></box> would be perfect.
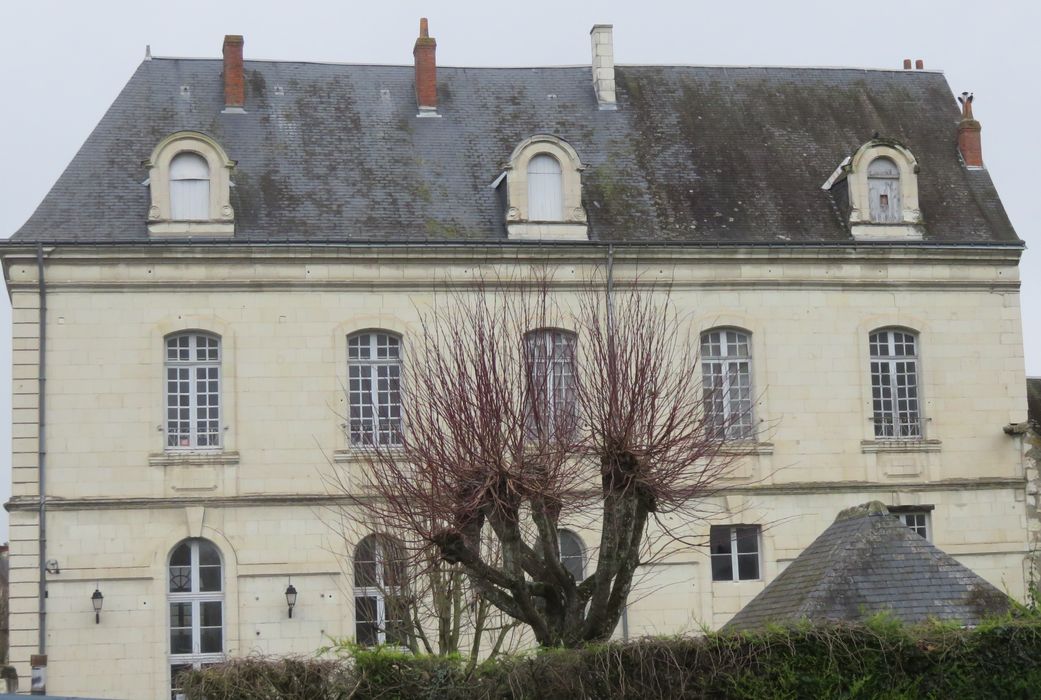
<box><xmin>527</xmin><ymin>154</ymin><xmax>563</xmax><ymax>221</ymax></box>
<box><xmin>170</xmin><ymin>153</ymin><xmax>211</xmax><ymax>220</ymax></box>
<box><xmin>867</xmin><ymin>158</ymin><xmax>901</xmax><ymax>224</ymax></box>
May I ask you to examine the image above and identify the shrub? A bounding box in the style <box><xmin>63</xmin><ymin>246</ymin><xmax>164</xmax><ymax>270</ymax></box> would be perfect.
<box><xmin>183</xmin><ymin>619</ymin><xmax>1041</xmax><ymax>699</ymax></box>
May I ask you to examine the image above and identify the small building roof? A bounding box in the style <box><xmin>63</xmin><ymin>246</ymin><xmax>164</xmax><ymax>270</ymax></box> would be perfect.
<box><xmin>723</xmin><ymin>501</ymin><xmax>1011</xmax><ymax>632</ymax></box>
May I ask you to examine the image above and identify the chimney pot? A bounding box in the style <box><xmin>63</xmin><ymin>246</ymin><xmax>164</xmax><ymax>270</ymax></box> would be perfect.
<box><xmin>957</xmin><ymin>92</ymin><xmax>983</xmax><ymax>168</ymax></box>
<box><xmin>903</xmin><ymin>58</ymin><xmax>912</xmax><ymax>69</ymax></box>
<box><xmin>915</xmin><ymin>59</ymin><xmax>924</xmax><ymax>70</ymax></box>
<box><xmin>590</xmin><ymin>24</ymin><xmax>617</xmax><ymax>111</ymax></box>
<box><xmin>413</xmin><ymin>18</ymin><xmax>438</xmax><ymax>116</ymax></box>
<box><xmin>222</xmin><ymin>34</ymin><xmax>245</xmax><ymax>112</ymax></box>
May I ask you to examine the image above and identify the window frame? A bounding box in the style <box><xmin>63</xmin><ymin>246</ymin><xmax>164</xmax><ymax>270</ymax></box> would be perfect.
<box><xmin>524</xmin><ymin>328</ymin><xmax>578</xmax><ymax>440</ymax></box>
<box><xmin>168</xmin><ymin>539</ymin><xmax>225</xmax><ymax>700</ymax></box>
<box><xmin>700</xmin><ymin>327</ymin><xmax>755</xmax><ymax>441</ymax></box>
<box><xmin>557</xmin><ymin>529</ymin><xmax>585</xmax><ymax>581</ymax></box>
<box><xmin>869</xmin><ymin>328</ymin><xmax>923</xmax><ymax>440</ymax></box>
<box><xmin>709</xmin><ymin>525</ymin><xmax>761</xmax><ymax>582</ymax></box>
<box><xmin>346</xmin><ymin>330</ymin><xmax>404</xmax><ymax>448</ymax></box>
<box><xmin>353</xmin><ymin>535</ymin><xmax>407</xmax><ymax>647</ymax></box>
<box><xmin>164</xmin><ymin>331</ymin><xmax>222</xmax><ymax>451</ymax></box>
<box><xmin>889</xmin><ymin>505</ymin><xmax>934</xmax><ymax>541</ymax></box>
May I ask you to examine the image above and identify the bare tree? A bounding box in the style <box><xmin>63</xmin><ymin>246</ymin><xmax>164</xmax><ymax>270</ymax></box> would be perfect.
<box><xmin>341</xmin><ymin>275</ymin><xmax>745</xmax><ymax>648</ymax></box>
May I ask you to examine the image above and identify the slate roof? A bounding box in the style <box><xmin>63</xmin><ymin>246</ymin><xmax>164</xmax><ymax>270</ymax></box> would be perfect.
<box><xmin>12</xmin><ymin>58</ymin><xmax>1021</xmax><ymax>244</ymax></box>
<box><xmin>723</xmin><ymin>501</ymin><xmax>1011</xmax><ymax>632</ymax></box>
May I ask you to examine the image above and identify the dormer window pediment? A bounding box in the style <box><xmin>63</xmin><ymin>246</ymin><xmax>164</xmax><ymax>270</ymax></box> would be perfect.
<box><xmin>503</xmin><ymin>135</ymin><xmax>588</xmax><ymax>241</ymax></box>
<box><xmin>835</xmin><ymin>139</ymin><xmax>923</xmax><ymax>241</ymax></box>
<box><xmin>146</xmin><ymin>131</ymin><xmax>235</xmax><ymax>237</ymax></box>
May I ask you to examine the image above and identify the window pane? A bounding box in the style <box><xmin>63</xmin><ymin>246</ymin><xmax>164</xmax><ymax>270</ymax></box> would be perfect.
<box><xmin>169</xmin><ymin>566</ymin><xmax>191</xmax><ymax>593</ymax></box>
<box><xmin>199</xmin><ymin>566</ymin><xmax>221</xmax><ymax>592</ymax></box>
<box><xmin>711</xmin><ymin>555</ymin><xmax>733</xmax><ymax>582</ymax></box>
<box><xmin>356</xmin><ymin>596</ymin><xmax>378</xmax><ymax>645</ymax></box>
<box><xmin>200</xmin><ymin>627</ymin><xmax>223</xmax><ymax>654</ymax></box>
<box><xmin>709</xmin><ymin>527</ymin><xmax>732</xmax><ymax>556</ymax></box>
<box><xmin>356</xmin><ymin>621</ymin><xmax>378</xmax><ymax>647</ymax></box>
<box><xmin>737</xmin><ymin>553</ymin><xmax>759</xmax><ymax>580</ymax></box>
<box><xmin>735</xmin><ymin>527</ymin><xmax>759</xmax><ymax>555</ymax></box>
<box><xmin>200</xmin><ymin>601</ymin><xmax>222</xmax><ymax>627</ymax></box>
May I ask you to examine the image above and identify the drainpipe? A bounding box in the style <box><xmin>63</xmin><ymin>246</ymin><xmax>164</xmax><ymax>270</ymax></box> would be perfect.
<box><xmin>35</xmin><ymin>244</ymin><xmax>47</xmax><ymax>654</ymax></box>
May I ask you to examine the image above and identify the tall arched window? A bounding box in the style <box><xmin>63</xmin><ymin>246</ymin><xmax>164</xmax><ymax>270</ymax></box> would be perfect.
<box><xmin>166</xmin><ymin>332</ymin><xmax>221</xmax><ymax>449</ymax></box>
<box><xmin>701</xmin><ymin>328</ymin><xmax>754</xmax><ymax>440</ymax></box>
<box><xmin>525</xmin><ymin>329</ymin><xmax>577</xmax><ymax>439</ymax></box>
<box><xmin>347</xmin><ymin>331</ymin><xmax>403</xmax><ymax>446</ymax></box>
<box><xmin>353</xmin><ymin>535</ymin><xmax>407</xmax><ymax>646</ymax></box>
<box><xmin>527</xmin><ymin>154</ymin><xmax>563</xmax><ymax>221</ymax></box>
<box><xmin>869</xmin><ymin>328</ymin><xmax>921</xmax><ymax>438</ymax></box>
<box><xmin>558</xmin><ymin>530</ymin><xmax>585</xmax><ymax>581</ymax></box>
<box><xmin>867</xmin><ymin>157</ymin><xmax>901</xmax><ymax>224</ymax></box>
<box><xmin>169</xmin><ymin>539</ymin><xmax>224</xmax><ymax>699</ymax></box>
<box><xmin>169</xmin><ymin>152</ymin><xmax>211</xmax><ymax>221</ymax></box>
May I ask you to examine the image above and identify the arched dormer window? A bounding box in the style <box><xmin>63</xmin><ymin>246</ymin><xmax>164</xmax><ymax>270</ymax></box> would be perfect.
<box><xmin>502</xmin><ymin>135</ymin><xmax>587</xmax><ymax>241</ymax></box>
<box><xmin>146</xmin><ymin>131</ymin><xmax>235</xmax><ymax>237</ymax></box>
<box><xmin>527</xmin><ymin>154</ymin><xmax>563</xmax><ymax>221</ymax></box>
<box><xmin>866</xmin><ymin>157</ymin><xmax>901</xmax><ymax>224</ymax></box>
<box><xmin>831</xmin><ymin>139</ymin><xmax>922</xmax><ymax>241</ymax></box>
<box><xmin>170</xmin><ymin>153</ymin><xmax>211</xmax><ymax>221</ymax></box>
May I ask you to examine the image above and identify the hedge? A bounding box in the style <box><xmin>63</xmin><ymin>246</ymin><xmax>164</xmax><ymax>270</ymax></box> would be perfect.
<box><xmin>181</xmin><ymin>618</ymin><xmax>1041</xmax><ymax>699</ymax></box>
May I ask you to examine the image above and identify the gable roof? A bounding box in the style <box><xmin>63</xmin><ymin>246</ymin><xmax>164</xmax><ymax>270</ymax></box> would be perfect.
<box><xmin>12</xmin><ymin>58</ymin><xmax>1020</xmax><ymax>245</ymax></box>
<box><xmin>723</xmin><ymin>501</ymin><xmax>1011</xmax><ymax>632</ymax></box>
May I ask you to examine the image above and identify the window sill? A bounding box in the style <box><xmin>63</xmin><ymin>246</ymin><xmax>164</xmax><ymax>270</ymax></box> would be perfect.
<box><xmin>721</xmin><ymin>442</ymin><xmax>774</xmax><ymax>456</ymax></box>
<box><xmin>860</xmin><ymin>439</ymin><xmax>941</xmax><ymax>454</ymax></box>
<box><xmin>333</xmin><ymin>448</ymin><xmax>404</xmax><ymax>464</ymax></box>
<box><xmin>150</xmin><ymin>451</ymin><xmax>240</xmax><ymax>467</ymax></box>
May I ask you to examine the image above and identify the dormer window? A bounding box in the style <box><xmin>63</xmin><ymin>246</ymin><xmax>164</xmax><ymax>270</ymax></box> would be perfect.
<box><xmin>866</xmin><ymin>157</ymin><xmax>900</xmax><ymax>224</ymax></box>
<box><xmin>146</xmin><ymin>131</ymin><xmax>235</xmax><ymax>237</ymax></box>
<box><xmin>527</xmin><ymin>154</ymin><xmax>564</xmax><ymax>221</ymax></box>
<box><xmin>170</xmin><ymin>153</ymin><xmax>211</xmax><ymax>221</ymax></box>
<box><xmin>502</xmin><ymin>135</ymin><xmax>587</xmax><ymax>241</ymax></box>
<box><xmin>823</xmin><ymin>139</ymin><xmax>922</xmax><ymax>241</ymax></box>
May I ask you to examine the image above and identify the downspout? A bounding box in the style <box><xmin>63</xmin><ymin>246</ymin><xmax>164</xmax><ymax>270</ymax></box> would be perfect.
<box><xmin>35</xmin><ymin>244</ymin><xmax>47</xmax><ymax>654</ymax></box>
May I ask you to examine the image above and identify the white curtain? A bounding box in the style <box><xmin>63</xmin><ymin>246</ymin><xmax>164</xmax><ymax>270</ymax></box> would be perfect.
<box><xmin>170</xmin><ymin>153</ymin><xmax>211</xmax><ymax>220</ymax></box>
<box><xmin>527</xmin><ymin>154</ymin><xmax>563</xmax><ymax>221</ymax></box>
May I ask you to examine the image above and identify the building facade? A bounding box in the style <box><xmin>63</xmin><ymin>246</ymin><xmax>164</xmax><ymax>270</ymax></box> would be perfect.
<box><xmin>2</xmin><ymin>22</ymin><xmax>1032</xmax><ymax>700</ymax></box>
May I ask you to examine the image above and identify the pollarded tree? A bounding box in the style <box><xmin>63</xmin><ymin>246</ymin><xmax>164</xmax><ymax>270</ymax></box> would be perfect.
<box><xmin>343</xmin><ymin>275</ymin><xmax>746</xmax><ymax>647</ymax></box>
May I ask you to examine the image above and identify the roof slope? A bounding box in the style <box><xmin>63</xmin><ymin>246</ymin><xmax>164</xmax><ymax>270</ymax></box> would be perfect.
<box><xmin>13</xmin><ymin>59</ymin><xmax>1020</xmax><ymax>244</ymax></box>
<box><xmin>723</xmin><ymin>502</ymin><xmax>1010</xmax><ymax>631</ymax></box>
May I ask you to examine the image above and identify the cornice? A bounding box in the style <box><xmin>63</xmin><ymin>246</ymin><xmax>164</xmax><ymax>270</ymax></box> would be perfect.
<box><xmin>5</xmin><ymin>476</ymin><xmax>1023</xmax><ymax>512</ymax></box>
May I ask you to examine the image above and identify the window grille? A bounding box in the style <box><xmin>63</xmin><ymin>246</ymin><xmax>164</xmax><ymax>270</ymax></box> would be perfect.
<box><xmin>701</xmin><ymin>329</ymin><xmax>754</xmax><ymax>440</ymax></box>
<box><xmin>165</xmin><ymin>332</ymin><xmax>221</xmax><ymax>449</ymax></box>
<box><xmin>168</xmin><ymin>539</ymin><xmax>224</xmax><ymax>700</ymax></box>
<box><xmin>870</xmin><ymin>329</ymin><xmax>922</xmax><ymax>439</ymax></box>
<box><xmin>347</xmin><ymin>332</ymin><xmax>403</xmax><ymax>446</ymax></box>
<box><xmin>353</xmin><ymin>535</ymin><xmax>407</xmax><ymax>646</ymax></box>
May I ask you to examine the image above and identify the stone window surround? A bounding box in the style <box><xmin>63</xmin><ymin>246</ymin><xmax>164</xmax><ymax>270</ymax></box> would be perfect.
<box><xmin>504</xmin><ymin>134</ymin><xmax>588</xmax><ymax>241</ymax></box>
<box><xmin>846</xmin><ymin>140</ymin><xmax>923</xmax><ymax>241</ymax></box>
<box><xmin>146</xmin><ymin>131</ymin><xmax>235</xmax><ymax>237</ymax></box>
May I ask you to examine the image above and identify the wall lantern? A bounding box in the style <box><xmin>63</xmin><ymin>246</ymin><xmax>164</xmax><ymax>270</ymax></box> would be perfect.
<box><xmin>285</xmin><ymin>582</ymin><xmax>298</xmax><ymax>619</ymax></box>
<box><xmin>91</xmin><ymin>588</ymin><xmax>104</xmax><ymax>624</ymax></box>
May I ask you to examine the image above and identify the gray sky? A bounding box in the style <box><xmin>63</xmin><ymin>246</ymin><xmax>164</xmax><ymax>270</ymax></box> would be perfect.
<box><xmin>0</xmin><ymin>0</ymin><xmax>1038</xmax><ymax>539</ymax></box>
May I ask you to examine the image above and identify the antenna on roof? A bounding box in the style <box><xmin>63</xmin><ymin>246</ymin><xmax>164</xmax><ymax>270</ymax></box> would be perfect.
<box><xmin>145</xmin><ymin>45</ymin><xmax>152</xmax><ymax>60</ymax></box>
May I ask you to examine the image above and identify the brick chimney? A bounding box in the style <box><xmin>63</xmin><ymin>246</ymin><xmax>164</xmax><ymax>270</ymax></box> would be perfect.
<box><xmin>222</xmin><ymin>35</ymin><xmax>245</xmax><ymax>113</ymax></box>
<box><xmin>957</xmin><ymin>92</ymin><xmax>983</xmax><ymax>168</ymax></box>
<box><xmin>413</xmin><ymin>18</ymin><xmax>438</xmax><ymax>117</ymax></box>
<box><xmin>590</xmin><ymin>24</ymin><xmax>617</xmax><ymax>110</ymax></box>
<box><xmin>903</xmin><ymin>58</ymin><xmax>912</xmax><ymax>69</ymax></box>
